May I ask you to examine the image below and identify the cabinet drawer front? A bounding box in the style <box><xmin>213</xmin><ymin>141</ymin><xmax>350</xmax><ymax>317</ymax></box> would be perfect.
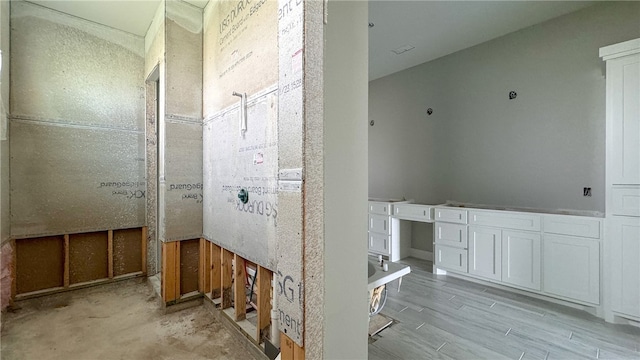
<box><xmin>612</xmin><ymin>187</ymin><xmax>640</xmax><ymax>217</ymax></box>
<box><xmin>435</xmin><ymin>208</ymin><xmax>468</xmax><ymax>224</ymax></box>
<box><xmin>369</xmin><ymin>214</ymin><xmax>391</xmax><ymax>234</ymax></box>
<box><xmin>394</xmin><ymin>204</ymin><xmax>433</xmax><ymax>222</ymax></box>
<box><xmin>543</xmin><ymin>215</ymin><xmax>601</xmax><ymax>239</ymax></box>
<box><xmin>435</xmin><ymin>245</ymin><xmax>468</xmax><ymax>273</ymax></box>
<box><xmin>543</xmin><ymin>234</ymin><xmax>600</xmax><ymax>304</ymax></box>
<box><xmin>469</xmin><ymin>211</ymin><xmax>541</xmax><ymax>231</ymax></box>
<box><xmin>435</xmin><ymin>222</ymin><xmax>468</xmax><ymax>248</ymax></box>
<box><xmin>369</xmin><ymin>202</ymin><xmax>391</xmax><ymax>216</ymax></box>
<box><xmin>368</xmin><ymin>232</ymin><xmax>390</xmax><ymax>255</ymax></box>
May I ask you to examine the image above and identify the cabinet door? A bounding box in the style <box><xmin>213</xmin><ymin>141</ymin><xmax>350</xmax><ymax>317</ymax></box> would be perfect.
<box><xmin>435</xmin><ymin>245</ymin><xmax>467</xmax><ymax>273</ymax></box>
<box><xmin>609</xmin><ymin>53</ymin><xmax>640</xmax><ymax>185</ymax></box>
<box><xmin>468</xmin><ymin>226</ymin><xmax>501</xmax><ymax>281</ymax></box>
<box><xmin>543</xmin><ymin>235</ymin><xmax>600</xmax><ymax>304</ymax></box>
<box><xmin>368</xmin><ymin>232</ymin><xmax>390</xmax><ymax>256</ymax></box>
<box><xmin>610</xmin><ymin>217</ymin><xmax>640</xmax><ymax>318</ymax></box>
<box><xmin>501</xmin><ymin>230</ymin><xmax>541</xmax><ymax>290</ymax></box>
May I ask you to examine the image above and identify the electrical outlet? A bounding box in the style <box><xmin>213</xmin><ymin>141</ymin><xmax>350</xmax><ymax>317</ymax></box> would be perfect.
<box><xmin>583</xmin><ymin>187</ymin><xmax>592</xmax><ymax>197</ymax></box>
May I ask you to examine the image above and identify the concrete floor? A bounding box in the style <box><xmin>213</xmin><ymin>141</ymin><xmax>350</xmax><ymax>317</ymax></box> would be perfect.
<box><xmin>0</xmin><ymin>278</ymin><xmax>259</xmax><ymax>360</ymax></box>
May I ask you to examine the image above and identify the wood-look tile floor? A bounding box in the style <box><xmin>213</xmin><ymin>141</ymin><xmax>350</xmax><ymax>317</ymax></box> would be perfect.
<box><xmin>369</xmin><ymin>257</ymin><xmax>640</xmax><ymax>360</ymax></box>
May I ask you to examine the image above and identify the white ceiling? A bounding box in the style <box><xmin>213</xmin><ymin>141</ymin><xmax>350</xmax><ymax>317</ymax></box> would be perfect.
<box><xmin>28</xmin><ymin>0</ymin><xmax>209</xmax><ymax>37</ymax></box>
<box><xmin>369</xmin><ymin>1</ymin><xmax>598</xmax><ymax>80</ymax></box>
<box><xmin>27</xmin><ymin>1</ymin><xmax>597</xmax><ymax>80</ymax></box>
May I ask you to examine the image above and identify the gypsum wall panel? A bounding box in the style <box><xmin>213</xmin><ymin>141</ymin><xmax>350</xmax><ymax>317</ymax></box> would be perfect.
<box><xmin>16</xmin><ymin>236</ymin><xmax>64</xmax><ymax>294</ymax></box>
<box><xmin>69</xmin><ymin>231</ymin><xmax>108</xmax><ymax>284</ymax></box>
<box><xmin>10</xmin><ymin>1</ymin><xmax>144</xmax><ymax>129</ymax></box>
<box><xmin>165</xmin><ymin>1</ymin><xmax>203</xmax><ymax>119</ymax></box>
<box><xmin>203</xmin><ymin>90</ymin><xmax>278</xmax><ymax>270</ymax></box>
<box><xmin>113</xmin><ymin>228</ymin><xmax>143</xmax><ymax>276</ymax></box>
<box><xmin>10</xmin><ymin>121</ymin><xmax>145</xmax><ymax>238</ymax></box>
<box><xmin>179</xmin><ymin>238</ymin><xmax>200</xmax><ymax>295</ymax></box>
<box><xmin>164</xmin><ymin>120</ymin><xmax>203</xmax><ymax>241</ymax></box>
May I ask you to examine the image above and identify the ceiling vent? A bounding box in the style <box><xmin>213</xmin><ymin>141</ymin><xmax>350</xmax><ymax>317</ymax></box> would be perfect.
<box><xmin>391</xmin><ymin>45</ymin><xmax>415</xmax><ymax>55</ymax></box>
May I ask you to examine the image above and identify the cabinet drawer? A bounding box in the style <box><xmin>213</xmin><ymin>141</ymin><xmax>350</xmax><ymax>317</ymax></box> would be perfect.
<box><xmin>368</xmin><ymin>232</ymin><xmax>390</xmax><ymax>255</ymax></box>
<box><xmin>435</xmin><ymin>208</ymin><xmax>468</xmax><ymax>224</ymax></box>
<box><xmin>435</xmin><ymin>245</ymin><xmax>468</xmax><ymax>273</ymax></box>
<box><xmin>612</xmin><ymin>187</ymin><xmax>640</xmax><ymax>217</ymax></box>
<box><xmin>369</xmin><ymin>201</ymin><xmax>392</xmax><ymax>216</ymax></box>
<box><xmin>469</xmin><ymin>211</ymin><xmax>540</xmax><ymax>232</ymax></box>
<box><xmin>369</xmin><ymin>214</ymin><xmax>391</xmax><ymax>235</ymax></box>
<box><xmin>435</xmin><ymin>222</ymin><xmax>468</xmax><ymax>248</ymax></box>
<box><xmin>394</xmin><ymin>204</ymin><xmax>433</xmax><ymax>222</ymax></box>
<box><xmin>543</xmin><ymin>215</ymin><xmax>601</xmax><ymax>239</ymax></box>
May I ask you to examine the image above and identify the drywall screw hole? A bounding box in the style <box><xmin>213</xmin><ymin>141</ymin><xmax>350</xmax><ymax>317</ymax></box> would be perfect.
<box><xmin>370</xmin><ymin>120</ymin><xmax>375</xmax><ymax>126</ymax></box>
<box><xmin>509</xmin><ymin>91</ymin><xmax>517</xmax><ymax>99</ymax></box>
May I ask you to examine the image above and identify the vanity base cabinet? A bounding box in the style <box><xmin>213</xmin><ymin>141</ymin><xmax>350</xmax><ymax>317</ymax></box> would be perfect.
<box><xmin>543</xmin><ymin>234</ymin><xmax>600</xmax><ymax>304</ymax></box>
<box><xmin>368</xmin><ymin>201</ymin><xmax>411</xmax><ymax>262</ymax></box>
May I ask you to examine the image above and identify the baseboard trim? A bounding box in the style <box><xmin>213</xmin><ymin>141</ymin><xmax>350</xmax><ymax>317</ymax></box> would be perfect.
<box><xmin>409</xmin><ymin>248</ymin><xmax>433</xmax><ymax>261</ymax></box>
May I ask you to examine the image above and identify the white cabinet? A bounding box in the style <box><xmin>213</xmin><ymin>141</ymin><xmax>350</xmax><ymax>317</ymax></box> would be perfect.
<box><xmin>368</xmin><ymin>201</ymin><xmax>392</xmax><ymax>258</ymax></box>
<box><xmin>434</xmin><ymin>207</ymin><xmax>469</xmax><ymax>273</ymax></box>
<box><xmin>601</xmin><ymin>38</ymin><xmax>640</xmax><ymax>321</ymax></box>
<box><xmin>468</xmin><ymin>226</ymin><xmax>501</xmax><ymax>281</ymax></box>
<box><xmin>610</xmin><ymin>217</ymin><xmax>640</xmax><ymax>318</ymax></box>
<box><xmin>502</xmin><ymin>230</ymin><xmax>541</xmax><ymax>291</ymax></box>
<box><xmin>367</xmin><ymin>201</ymin><xmax>411</xmax><ymax>262</ymax></box>
<box><xmin>434</xmin><ymin>205</ymin><xmax>601</xmax><ymax>305</ymax></box>
<box><xmin>543</xmin><ymin>234</ymin><xmax>600</xmax><ymax>304</ymax></box>
<box><xmin>468</xmin><ymin>226</ymin><xmax>541</xmax><ymax>290</ymax></box>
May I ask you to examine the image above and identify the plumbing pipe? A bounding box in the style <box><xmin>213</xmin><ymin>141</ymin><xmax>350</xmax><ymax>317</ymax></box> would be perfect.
<box><xmin>232</xmin><ymin>91</ymin><xmax>247</xmax><ymax>136</ymax></box>
<box><xmin>271</xmin><ymin>277</ymin><xmax>280</xmax><ymax>346</ymax></box>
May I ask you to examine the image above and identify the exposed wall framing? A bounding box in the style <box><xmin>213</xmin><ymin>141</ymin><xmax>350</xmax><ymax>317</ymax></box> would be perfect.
<box><xmin>163</xmin><ymin>239</ymin><xmax>274</xmax><ymax>345</ymax></box>
<box><xmin>14</xmin><ymin>227</ymin><xmax>147</xmax><ymax>300</ymax></box>
<box><xmin>281</xmin><ymin>333</ymin><xmax>305</xmax><ymax>360</ymax></box>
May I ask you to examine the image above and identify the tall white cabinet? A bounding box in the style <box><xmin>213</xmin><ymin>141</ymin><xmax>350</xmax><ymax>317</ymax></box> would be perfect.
<box><xmin>601</xmin><ymin>38</ymin><xmax>640</xmax><ymax>321</ymax></box>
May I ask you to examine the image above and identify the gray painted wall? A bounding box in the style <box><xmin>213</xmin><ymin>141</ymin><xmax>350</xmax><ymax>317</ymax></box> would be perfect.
<box><xmin>10</xmin><ymin>1</ymin><xmax>145</xmax><ymax>237</ymax></box>
<box><xmin>369</xmin><ymin>2</ymin><xmax>640</xmax><ymax>252</ymax></box>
